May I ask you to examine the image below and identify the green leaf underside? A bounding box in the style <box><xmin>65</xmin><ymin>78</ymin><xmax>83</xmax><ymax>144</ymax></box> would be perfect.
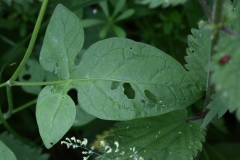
<box><xmin>102</xmin><ymin>109</ymin><xmax>205</xmax><ymax>160</ymax></box>
<box><xmin>0</xmin><ymin>140</ymin><xmax>16</xmax><ymax>160</ymax></box>
<box><xmin>0</xmin><ymin>132</ymin><xmax>49</xmax><ymax>160</ymax></box>
<box><xmin>37</xmin><ymin>4</ymin><xmax>82</xmax><ymax>148</ymax></box>
<box><xmin>201</xmin><ymin>93</ymin><xmax>228</xmax><ymax>129</ymax></box>
<box><xmin>19</xmin><ymin>59</ymin><xmax>45</xmax><ymax>95</ymax></box>
<box><xmin>185</xmin><ymin>24</ymin><xmax>211</xmax><ymax>86</ymax></box>
<box><xmin>211</xmin><ymin>36</ymin><xmax>240</xmax><ymax>118</ymax></box>
<box><xmin>135</xmin><ymin>0</ymin><xmax>187</xmax><ymax>8</ymax></box>
<box><xmin>73</xmin><ymin>105</ymin><xmax>96</xmax><ymax>127</ymax></box>
<box><xmin>37</xmin><ymin>4</ymin><xmax>204</xmax><ymax>148</ymax></box>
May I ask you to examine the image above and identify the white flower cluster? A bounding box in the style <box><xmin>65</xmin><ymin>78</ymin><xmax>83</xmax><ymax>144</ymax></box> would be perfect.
<box><xmin>61</xmin><ymin>137</ymin><xmax>144</xmax><ymax>160</ymax></box>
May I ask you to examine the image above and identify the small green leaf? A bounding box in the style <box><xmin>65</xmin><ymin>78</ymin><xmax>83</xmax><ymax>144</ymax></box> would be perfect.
<box><xmin>211</xmin><ymin>36</ymin><xmax>240</xmax><ymax>118</ymax></box>
<box><xmin>201</xmin><ymin>93</ymin><xmax>228</xmax><ymax>129</ymax></box>
<box><xmin>115</xmin><ymin>9</ymin><xmax>135</xmax><ymax>22</ymax></box>
<box><xmin>19</xmin><ymin>59</ymin><xmax>45</xmax><ymax>95</ymax></box>
<box><xmin>229</xmin><ymin>0</ymin><xmax>240</xmax><ymax>32</ymax></box>
<box><xmin>0</xmin><ymin>132</ymin><xmax>49</xmax><ymax>160</ymax></box>
<box><xmin>99</xmin><ymin>25</ymin><xmax>109</xmax><ymax>38</ymax></box>
<box><xmin>73</xmin><ymin>105</ymin><xmax>95</xmax><ymax>127</ymax></box>
<box><xmin>112</xmin><ymin>25</ymin><xmax>126</xmax><ymax>37</ymax></box>
<box><xmin>185</xmin><ymin>24</ymin><xmax>212</xmax><ymax>85</ymax></box>
<box><xmin>113</xmin><ymin>0</ymin><xmax>126</xmax><ymax>17</ymax></box>
<box><xmin>135</xmin><ymin>0</ymin><xmax>187</xmax><ymax>8</ymax></box>
<box><xmin>0</xmin><ymin>140</ymin><xmax>16</xmax><ymax>160</ymax></box>
<box><xmin>82</xmin><ymin>19</ymin><xmax>105</xmax><ymax>28</ymax></box>
<box><xmin>99</xmin><ymin>1</ymin><xmax>109</xmax><ymax>17</ymax></box>
<box><xmin>102</xmin><ymin>109</ymin><xmax>205</xmax><ymax>159</ymax></box>
<box><xmin>36</xmin><ymin>84</ymin><xmax>76</xmax><ymax>148</ymax></box>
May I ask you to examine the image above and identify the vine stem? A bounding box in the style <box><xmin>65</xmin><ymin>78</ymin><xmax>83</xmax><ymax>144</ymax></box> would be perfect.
<box><xmin>5</xmin><ymin>86</ymin><xmax>13</xmax><ymax>119</ymax></box>
<box><xmin>203</xmin><ymin>0</ymin><xmax>225</xmax><ymax>113</ymax></box>
<box><xmin>0</xmin><ymin>99</ymin><xmax>37</xmax><ymax>125</ymax></box>
<box><xmin>8</xmin><ymin>0</ymin><xmax>49</xmax><ymax>85</ymax></box>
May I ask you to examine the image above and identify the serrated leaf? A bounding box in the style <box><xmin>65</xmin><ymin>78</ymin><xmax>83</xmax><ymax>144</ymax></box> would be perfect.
<box><xmin>19</xmin><ymin>59</ymin><xmax>45</xmax><ymax>95</ymax></box>
<box><xmin>101</xmin><ymin>109</ymin><xmax>205</xmax><ymax>160</ymax></box>
<box><xmin>135</xmin><ymin>0</ymin><xmax>187</xmax><ymax>8</ymax></box>
<box><xmin>229</xmin><ymin>0</ymin><xmax>240</xmax><ymax>32</ymax></box>
<box><xmin>99</xmin><ymin>1</ymin><xmax>109</xmax><ymax>17</ymax></box>
<box><xmin>211</xmin><ymin>36</ymin><xmax>240</xmax><ymax>117</ymax></box>
<box><xmin>72</xmin><ymin>105</ymin><xmax>95</xmax><ymax>127</ymax></box>
<box><xmin>185</xmin><ymin>24</ymin><xmax>212</xmax><ymax>85</ymax></box>
<box><xmin>0</xmin><ymin>140</ymin><xmax>17</xmax><ymax>160</ymax></box>
<box><xmin>0</xmin><ymin>132</ymin><xmax>49</xmax><ymax>160</ymax></box>
<box><xmin>201</xmin><ymin>93</ymin><xmax>228</xmax><ymax>129</ymax></box>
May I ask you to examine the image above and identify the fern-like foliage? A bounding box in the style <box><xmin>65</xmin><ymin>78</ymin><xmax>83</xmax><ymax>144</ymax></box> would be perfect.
<box><xmin>0</xmin><ymin>132</ymin><xmax>49</xmax><ymax>160</ymax></box>
<box><xmin>211</xmin><ymin>35</ymin><xmax>240</xmax><ymax>120</ymax></box>
<box><xmin>201</xmin><ymin>93</ymin><xmax>228</xmax><ymax>129</ymax></box>
<box><xmin>101</xmin><ymin>109</ymin><xmax>205</xmax><ymax>160</ymax></box>
<box><xmin>135</xmin><ymin>0</ymin><xmax>187</xmax><ymax>8</ymax></box>
<box><xmin>185</xmin><ymin>24</ymin><xmax>212</xmax><ymax>86</ymax></box>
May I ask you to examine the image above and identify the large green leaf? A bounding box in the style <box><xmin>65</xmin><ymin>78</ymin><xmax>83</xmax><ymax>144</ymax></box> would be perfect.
<box><xmin>211</xmin><ymin>36</ymin><xmax>240</xmax><ymax>119</ymax></box>
<box><xmin>185</xmin><ymin>24</ymin><xmax>212</xmax><ymax>86</ymax></box>
<box><xmin>100</xmin><ymin>109</ymin><xmax>205</xmax><ymax>160</ymax></box>
<box><xmin>0</xmin><ymin>140</ymin><xmax>17</xmax><ymax>160</ymax></box>
<box><xmin>135</xmin><ymin>0</ymin><xmax>187</xmax><ymax>8</ymax></box>
<box><xmin>0</xmin><ymin>132</ymin><xmax>49</xmax><ymax>160</ymax></box>
<box><xmin>37</xmin><ymin>4</ymin><xmax>204</xmax><ymax>148</ymax></box>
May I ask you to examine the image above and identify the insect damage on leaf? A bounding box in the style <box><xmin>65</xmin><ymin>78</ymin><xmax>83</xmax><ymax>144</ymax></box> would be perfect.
<box><xmin>219</xmin><ymin>54</ymin><xmax>231</xmax><ymax>64</ymax></box>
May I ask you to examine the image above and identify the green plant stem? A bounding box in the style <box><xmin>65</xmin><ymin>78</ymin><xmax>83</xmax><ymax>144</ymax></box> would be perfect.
<box><xmin>203</xmin><ymin>0</ymin><xmax>225</xmax><ymax>113</ymax></box>
<box><xmin>12</xmin><ymin>99</ymin><xmax>37</xmax><ymax>114</ymax></box>
<box><xmin>5</xmin><ymin>86</ymin><xmax>13</xmax><ymax>119</ymax></box>
<box><xmin>0</xmin><ymin>99</ymin><xmax>37</xmax><ymax>125</ymax></box>
<box><xmin>8</xmin><ymin>0</ymin><xmax>49</xmax><ymax>85</ymax></box>
<box><xmin>0</xmin><ymin>82</ymin><xmax>7</xmax><ymax>88</ymax></box>
<box><xmin>0</xmin><ymin>106</ymin><xmax>34</xmax><ymax>146</ymax></box>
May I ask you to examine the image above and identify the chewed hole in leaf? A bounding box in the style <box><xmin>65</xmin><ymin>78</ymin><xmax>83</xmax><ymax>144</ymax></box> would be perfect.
<box><xmin>111</xmin><ymin>81</ymin><xmax>121</xmax><ymax>90</ymax></box>
<box><xmin>67</xmin><ymin>89</ymin><xmax>78</xmax><ymax>105</ymax></box>
<box><xmin>144</xmin><ymin>90</ymin><xmax>157</xmax><ymax>102</ymax></box>
<box><xmin>22</xmin><ymin>74</ymin><xmax>31</xmax><ymax>80</ymax></box>
<box><xmin>123</xmin><ymin>83</ymin><xmax>135</xmax><ymax>99</ymax></box>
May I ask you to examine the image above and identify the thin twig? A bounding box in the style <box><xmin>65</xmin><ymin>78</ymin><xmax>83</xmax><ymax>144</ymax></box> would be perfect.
<box><xmin>221</xmin><ymin>26</ymin><xmax>240</xmax><ymax>39</ymax></box>
<box><xmin>198</xmin><ymin>0</ymin><xmax>212</xmax><ymax>19</ymax></box>
<box><xmin>186</xmin><ymin>115</ymin><xmax>205</xmax><ymax>123</ymax></box>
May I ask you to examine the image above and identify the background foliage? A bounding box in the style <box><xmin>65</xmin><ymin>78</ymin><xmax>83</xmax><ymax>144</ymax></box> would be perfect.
<box><xmin>0</xmin><ymin>0</ymin><xmax>240</xmax><ymax>159</ymax></box>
